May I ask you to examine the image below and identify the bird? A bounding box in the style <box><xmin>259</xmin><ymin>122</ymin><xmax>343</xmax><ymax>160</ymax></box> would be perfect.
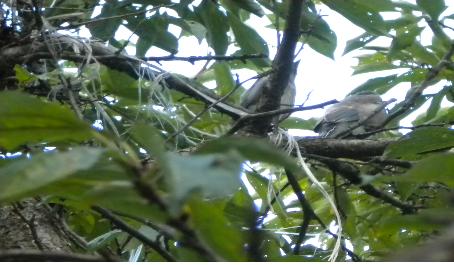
<box><xmin>240</xmin><ymin>61</ymin><xmax>299</xmax><ymax>124</ymax></box>
<box><xmin>314</xmin><ymin>93</ymin><xmax>388</xmax><ymax>138</ymax></box>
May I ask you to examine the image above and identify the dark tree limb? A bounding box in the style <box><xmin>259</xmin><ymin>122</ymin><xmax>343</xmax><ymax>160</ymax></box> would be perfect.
<box><xmin>242</xmin><ymin>0</ymin><xmax>305</xmax><ymax>134</ymax></box>
<box><xmin>296</xmin><ymin>138</ymin><xmax>391</xmax><ymax>159</ymax></box>
<box><xmin>142</xmin><ymin>53</ymin><xmax>267</xmax><ymax>63</ymax></box>
<box><xmin>285</xmin><ymin>169</ymin><xmax>318</xmax><ymax>254</ymax></box>
<box><xmin>284</xmin><ymin>169</ymin><xmax>360</xmax><ymax>260</ymax></box>
<box><xmin>227</xmin><ymin>100</ymin><xmax>338</xmax><ymax>135</ymax></box>
<box><xmin>305</xmin><ymin>154</ymin><xmax>419</xmax><ymax>214</ymax></box>
<box><xmin>0</xmin><ymin>250</ymin><xmax>113</xmax><ymax>262</ymax></box>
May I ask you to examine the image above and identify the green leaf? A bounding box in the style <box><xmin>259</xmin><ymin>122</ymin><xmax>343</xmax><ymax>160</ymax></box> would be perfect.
<box><xmin>224</xmin><ymin>188</ymin><xmax>256</xmax><ymax>227</ymax></box>
<box><xmin>87</xmin><ymin>229</ymin><xmax>123</xmax><ymax>250</ymax></box>
<box><xmin>197</xmin><ymin>0</ymin><xmax>229</xmax><ymax>55</ymax></box>
<box><xmin>99</xmin><ymin>66</ymin><xmax>142</xmax><ymax>101</ymax></box>
<box><xmin>279</xmin><ymin>117</ymin><xmax>319</xmax><ymax>130</ymax></box>
<box><xmin>128</xmin><ymin>123</ymin><xmax>166</xmax><ymax>158</ymax></box>
<box><xmin>321</xmin><ymin>0</ymin><xmax>388</xmax><ymax>35</ymax></box>
<box><xmin>385</xmin><ymin>127</ymin><xmax>454</xmax><ymax>160</ymax></box>
<box><xmin>300</xmin><ymin>10</ymin><xmax>337</xmax><ymax>59</ymax></box>
<box><xmin>335</xmin><ymin>186</ymin><xmax>355</xmax><ymax>217</ymax></box>
<box><xmin>227</xmin><ymin>12</ymin><xmax>270</xmax><ymax>67</ymax></box>
<box><xmin>214</xmin><ymin>62</ymin><xmax>236</xmax><ymax>96</ymax></box>
<box><xmin>165</xmin><ymin>152</ymin><xmax>243</xmax><ymax>203</ymax></box>
<box><xmin>423</xmin><ymin>88</ymin><xmax>447</xmax><ymax>123</ymax></box>
<box><xmin>385</xmin><ymin>13</ymin><xmax>421</xmax><ymax>30</ymax></box>
<box><xmin>197</xmin><ymin>137</ymin><xmax>301</xmax><ymax>173</ymax></box>
<box><xmin>129</xmin><ymin>16</ymin><xmax>178</xmax><ymax>57</ymax></box>
<box><xmin>86</xmin><ymin>2</ymin><xmax>122</xmax><ymax>41</ymax></box>
<box><xmin>416</xmin><ymin>0</ymin><xmax>446</xmax><ymax>19</ymax></box>
<box><xmin>0</xmin><ymin>147</ymin><xmax>104</xmax><ymax>202</ymax></box>
<box><xmin>389</xmin><ymin>25</ymin><xmax>424</xmax><ymax>58</ymax></box>
<box><xmin>229</xmin><ymin>0</ymin><xmax>264</xmax><ymax>17</ymax></box>
<box><xmin>188</xmin><ymin>198</ymin><xmax>248</xmax><ymax>261</ymax></box>
<box><xmin>350</xmin><ymin>74</ymin><xmax>398</xmax><ymax>95</ymax></box>
<box><xmin>14</xmin><ymin>65</ymin><xmax>37</xmax><ymax>86</ymax></box>
<box><xmin>0</xmin><ymin>91</ymin><xmax>93</xmax><ymax>150</ymax></box>
<box><xmin>180</xmin><ymin>20</ymin><xmax>207</xmax><ymax>43</ymax></box>
<box><xmin>425</xmin><ymin>107</ymin><xmax>454</xmax><ymax>124</ymax></box>
<box><xmin>406</xmin><ymin>43</ymin><xmax>440</xmax><ymax>66</ymax></box>
<box><xmin>353</xmin><ymin>53</ymin><xmax>399</xmax><ymax>75</ymax></box>
<box><xmin>343</xmin><ymin>33</ymin><xmax>377</xmax><ymax>55</ymax></box>
<box><xmin>398</xmin><ymin>153</ymin><xmax>454</xmax><ymax>186</ymax></box>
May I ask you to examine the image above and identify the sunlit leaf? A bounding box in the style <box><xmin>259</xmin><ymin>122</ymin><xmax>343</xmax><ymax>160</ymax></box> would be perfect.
<box><xmin>0</xmin><ymin>91</ymin><xmax>93</xmax><ymax>150</ymax></box>
<box><xmin>0</xmin><ymin>147</ymin><xmax>104</xmax><ymax>202</ymax></box>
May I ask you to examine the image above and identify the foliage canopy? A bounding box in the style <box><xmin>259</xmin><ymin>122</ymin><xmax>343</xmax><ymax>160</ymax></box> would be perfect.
<box><xmin>0</xmin><ymin>0</ymin><xmax>453</xmax><ymax>262</ymax></box>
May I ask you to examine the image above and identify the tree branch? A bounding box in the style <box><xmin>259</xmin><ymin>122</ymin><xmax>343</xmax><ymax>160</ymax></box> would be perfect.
<box><xmin>384</xmin><ymin>42</ymin><xmax>454</xmax><ymax>126</ymax></box>
<box><xmin>0</xmin><ymin>250</ymin><xmax>112</xmax><ymax>262</ymax></box>
<box><xmin>242</xmin><ymin>0</ymin><xmax>305</xmax><ymax>134</ymax></box>
<box><xmin>91</xmin><ymin>206</ymin><xmax>176</xmax><ymax>262</ymax></box>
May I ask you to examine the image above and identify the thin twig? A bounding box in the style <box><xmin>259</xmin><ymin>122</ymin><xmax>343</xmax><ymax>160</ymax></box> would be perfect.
<box><xmin>384</xmin><ymin>42</ymin><xmax>454</xmax><ymax>126</ymax></box>
<box><xmin>305</xmin><ymin>154</ymin><xmax>419</xmax><ymax>214</ymax></box>
<box><xmin>143</xmin><ymin>53</ymin><xmax>267</xmax><ymax>63</ymax></box>
<box><xmin>355</xmin><ymin>123</ymin><xmax>448</xmax><ymax>138</ymax></box>
<box><xmin>284</xmin><ymin>169</ymin><xmax>321</xmax><ymax>254</ymax></box>
<box><xmin>227</xmin><ymin>99</ymin><xmax>338</xmax><ymax>135</ymax></box>
<box><xmin>58</xmin><ymin>4</ymin><xmax>174</xmax><ymax>29</ymax></box>
<box><xmin>92</xmin><ymin>206</ymin><xmax>176</xmax><ymax>262</ymax></box>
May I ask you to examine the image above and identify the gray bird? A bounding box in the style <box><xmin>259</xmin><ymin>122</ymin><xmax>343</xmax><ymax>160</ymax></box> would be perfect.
<box><xmin>240</xmin><ymin>61</ymin><xmax>299</xmax><ymax>124</ymax></box>
<box><xmin>314</xmin><ymin>93</ymin><xmax>388</xmax><ymax>138</ymax></box>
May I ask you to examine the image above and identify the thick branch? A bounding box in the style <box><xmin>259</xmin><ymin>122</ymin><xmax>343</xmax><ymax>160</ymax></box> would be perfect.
<box><xmin>297</xmin><ymin>137</ymin><xmax>391</xmax><ymax>159</ymax></box>
<box><xmin>243</xmin><ymin>0</ymin><xmax>304</xmax><ymax>134</ymax></box>
<box><xmin>0</xmin><ymin>250</ymin><xmax>110</xmax><ymax>262</ymax></box>
<box><xmin>0</xmin><ymin>35</ymin><xmax>247</xmax><ymax>119</ymax></box>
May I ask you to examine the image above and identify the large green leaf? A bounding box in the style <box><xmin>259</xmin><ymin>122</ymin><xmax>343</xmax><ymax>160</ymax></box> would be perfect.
<box><xmin>350</xmin><ymin>74</ymin><xmax>398</xmax><ymax>95</ymax></box>
<box><xmin>165</xmin><ymin>152</ymin><xmax>243</xmax><ymax>203</ymax></box>
<box><xmin>0</xmin><ymin>91</ymin><xmax>93</xmax><ymax>150</ymax></box>
<box><xmin>127</xmin><ymin>15</ymin><xmax>178</xmax><ymax>57</ymax></box>
<box><xmin>416</xmin><ymin>0</ymin><xmax>446</xmax><ymax>19</ymax></box>
<box><xmin>86</xmin><ymin>2</ymin><xmax>122</xmax><ymax>41</ymax></box>
<box><xmin>389</xmin><ymin>25</ymin><xmax>423</xmax><ymax>58</ymax></box>
<box><xmin>228</xmin><ymin>12</ymin><xmax>269</xmax><ymax>67</ymax></box>
<box><xmin>321</xmin><ymin>0</ymin><xmax>388</xmax><ymax>35</ymax></box>
<box><xmin>197</xmin><ymin>0</ymin><xmax>230</xmax><ymax>55</ymax></box>
<box><xmin>393</xmin><ymin>153</ymin><xmax>454</xmax><ymax>186</ymax></box>
<box><xmin>128</xmin><ymin>123</ymin><xmax>167</xmax><ymax>158</ymax></box>
<box><xmin>188</xmin><ymin>198</ymin><xmax>248</xmax><ymax>261</ymax></box>
<box><xmin>406</xmin><ymin>43</ymin><xmax>439</xmax><ymax>66</ymax></box>
<box><xmin>229</xmin><ymin>0</ymin><xmax>264</xmax><ymax>17</ymax></box>
<box><xmin>424</xmin><ymin>107</ymin><xmax>454</xmax><ymax>124</ymax></box>
<box><xmin>343</xmin><ymin>33</ymin><xmax>377</xmax><ymax>55</ymax></box>
<box><xmin>214</xmin><ymin>62</ymin><xmax>236</xmax><ymax>96</ymax></box>
<box><xmin>197</xmin><ymin>137</ymin><xmax>301</xmax><ymax>173</ymax></box>
<box><xmin>300</xmin><ymin>10</ymin><xmax>337</xmax><ymax>59</ymax></box>
<box><xmin>99</xmin><ymin>66</ymin><xmax>143</xmax><ymax>101</ymax></box>
<box><xmin>353</xmin><ymin>53</ymin><xmax>399</xmax><ymax>75</ymax></box>
<box><xmin>0</xmin><ymin>147</ymin><xmax>104</xmax><ymax>202</ymax></box>
<box><xmin>384</xmin><ymin>127</ymin><xmax>454</xmax><ymax>160</ymax></box>
<box><xmin>279</xmin><ymin>117</ymin><xmax>319</xmax><ymax>130</ymax></box>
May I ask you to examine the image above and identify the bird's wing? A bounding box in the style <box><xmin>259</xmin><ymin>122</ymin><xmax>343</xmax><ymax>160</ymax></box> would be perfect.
<box><xmin>324</xmin><ymin>105</ymin><xmax>360</xmax><ymax>123</ymax></box>
<box><xmin>240</xmin><ymin>77</ymin><xmax>268</xmax><ymax>110</ymax></box>
<box><xmin>314</xmin><ymin>106</ymin><xmax>360</xmax><ymax>137</ymax></box>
